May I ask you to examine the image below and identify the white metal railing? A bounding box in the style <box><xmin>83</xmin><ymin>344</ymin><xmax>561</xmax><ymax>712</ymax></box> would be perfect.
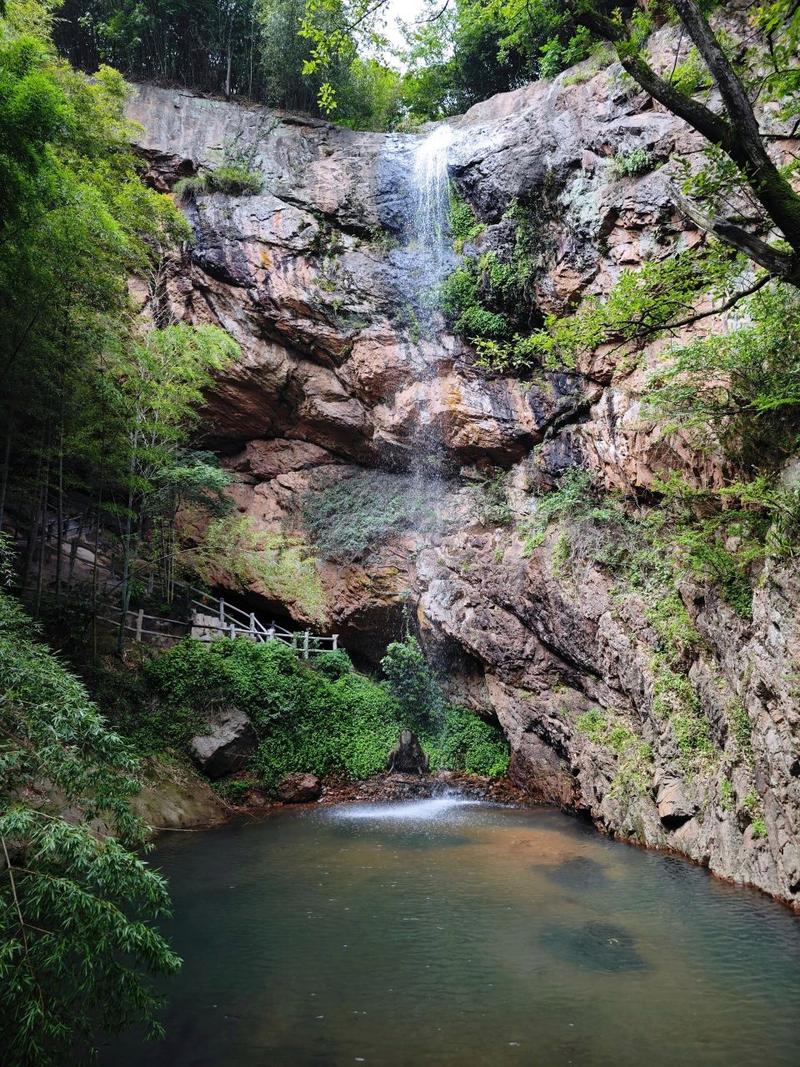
<box><xmin>98</xmin><ymin>587</ymin><xmax>339</xmax><ymax>657</ymax></box>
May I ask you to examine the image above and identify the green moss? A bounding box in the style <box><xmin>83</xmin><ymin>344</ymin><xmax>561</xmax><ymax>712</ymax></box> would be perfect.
<box><xmin>192</xmin><ymin>514</ymin><xmax>326</xmax><ymax>623</ymax></box>
<box><xmin>576</xmin><ymin>707</ymin><xmax>652</xmax><ymax>798</ymax></box>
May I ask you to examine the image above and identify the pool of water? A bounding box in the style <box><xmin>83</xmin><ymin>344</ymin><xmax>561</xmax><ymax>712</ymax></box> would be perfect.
<box><xmin>103</xmin><ymin>799</ymin><xmax>800</xmax><ymax>1066</ymax></box>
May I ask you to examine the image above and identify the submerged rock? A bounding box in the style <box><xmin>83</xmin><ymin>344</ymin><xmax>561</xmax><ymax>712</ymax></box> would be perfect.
<box><xmin>277</xmin><ymin>772</ymin><xmax>322</xmax><ymax>803</ymax></box>
<box><xmin>387</xmin><ymin>730</ymin><xmax>429</xmax><ymax>775</ymax></box>
<box><xmin>189</xmin><ymin>708</ymin><xmax>257</xmax><ymax>781</ymax></box>
<box><xmin>541</xmin><ymin>921</ymin><xmax>646</xmax><ymax>973</ymax></box>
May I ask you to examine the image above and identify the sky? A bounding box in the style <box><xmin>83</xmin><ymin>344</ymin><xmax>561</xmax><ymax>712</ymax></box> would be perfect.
<box><xmin>382</xmin><ymin>0</ymin><xmax>430</xmax><ymax>61</ymax></box>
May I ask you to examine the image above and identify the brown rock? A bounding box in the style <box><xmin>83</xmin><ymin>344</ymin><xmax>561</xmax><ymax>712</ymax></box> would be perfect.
<box><xmin>277</xmin><ymin>773</ymin><xmax>322</xmax><ymax>803</ymax></box>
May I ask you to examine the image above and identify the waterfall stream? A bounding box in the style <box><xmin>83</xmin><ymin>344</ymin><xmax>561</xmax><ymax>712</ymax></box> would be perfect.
<box><xmin>411</xmin><ymin>124</ymin><xmax>455</xmax><ymax>282</ymax></box>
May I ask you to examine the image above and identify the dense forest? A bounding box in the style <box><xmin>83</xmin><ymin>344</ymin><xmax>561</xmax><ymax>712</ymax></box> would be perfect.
<box><xmin>2</xmin><ymin>0</ymin><xmax>800</xmax><ymax>1063</ymax></box>
<box><xmin>52</xmin><ymin>0</ymin><xmax>619</xmax><ymax>125</ymax></box>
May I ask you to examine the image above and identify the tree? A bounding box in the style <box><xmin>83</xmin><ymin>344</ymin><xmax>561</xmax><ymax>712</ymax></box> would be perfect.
<box><xmin>0</xmin><ymin>548</ymin><xmax>181</xmax><ymax>1066</ymax></box>
<box><xmin>569</xmin><ymin>0</ymin><xmax>800</xmax><ymax>285</ymax></box>
<box><xmin>111</xmin><ymin>324</ymin><xmax>238</xmax><ymax>641</ymax></box>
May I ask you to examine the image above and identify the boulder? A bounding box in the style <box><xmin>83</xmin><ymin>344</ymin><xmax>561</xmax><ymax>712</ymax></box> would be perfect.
<box><xmin>277</xmin><ymin>772</ymin><xmax>322</xmax><ymax>803</ymax></box>
<box><xmin>655</xmin><ymin>777</ymin><xmax>700</xmax><ymax>829</ymax></box>
<box><xmin>387</xmin><ymin>730</ymin><xmax>429</xmax><ymax>775</ymax></box>
<box><xmin>189</xmin><ymin>708</ymin><xmax>257</xmax><ymax>780</ymax></box>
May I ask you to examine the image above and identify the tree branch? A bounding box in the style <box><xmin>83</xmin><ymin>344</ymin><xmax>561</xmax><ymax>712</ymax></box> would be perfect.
<box><xmin>671</xmin><ymin>187</ymin><xmax>797</xmax><ymax>278</ymax></box>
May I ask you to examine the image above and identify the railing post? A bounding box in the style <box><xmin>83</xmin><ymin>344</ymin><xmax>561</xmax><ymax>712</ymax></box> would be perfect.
<box><xmin>303</xmin><ymin>630</ymin><xmax>310</xmax><ymax>659</ymax></box>
<box><xmin>250</xmin><ymin>612</ymin><xmax>256</xmax><ymax>639</ymax></box>
<box><xmin>219</xmin><ymin>597</ymin><xmax>225</xmax><ymax>626</ymax></box>
<box><xmin>229</xmin><ymin>623</ymin><xmax>236</xmax><ymax>640</ymax></box>
<box><xmin>136</xmin><ymin>608</ymin><xmax>144</xmax><ymax>643</ymax></box>
<box><xmin>332</xmin><ymin>633</ymin><xmax>339</xmax><ymax>651</ymax></box>
<box><xmin>268</xmin><ymin>625</ymin><xmax>275</xmax><ymax>641</ymax></box>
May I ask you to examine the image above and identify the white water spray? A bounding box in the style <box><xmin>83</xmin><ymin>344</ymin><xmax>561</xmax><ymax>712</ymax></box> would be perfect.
<box><xmin>330</xmin><ymin>796</ymin><xmax>479</xmax><ymax>823</ymax></box>
<box><xmin>411</xmin><ymin>123</ymin><xmax>455</xmax><ymax>285</ymax></box>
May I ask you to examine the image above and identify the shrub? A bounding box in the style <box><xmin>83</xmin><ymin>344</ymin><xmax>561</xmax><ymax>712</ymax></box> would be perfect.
<box><xmin>205</xmin><ymin>164</ymin><xmax>264</xmax><ymax>195</ymax></box>
<box><xmin>610</xmin><ymin>147</ymin><xmax>655</xmax><ymax>178</ymax></box>
<box><xmin>449</xmin><ymin>186</ymin><xmax>485</xmax><ymax>252</ymax></box>
<box><xmin>381</xmin><ymin>634</ymin><xmax>444</xmax><ymax>730</ymax></box>
<box><xmin>426</xmin><ymin>707</ymin><xmax>509</xmax><ymax>777</ymax></box>
<box><xmin>145</xmin><ymin>637</ymin><xmax>308</xmax><ymax>733</ymax></box>
<box><xmin>174</xmin><ymin>164</ymin><xmax>263</xmax><ymax>200</ymax></box>
<box><xmin>313</xmin><ymin>649</ymin><xmax>354</xmax><ymax>680</ymax></box>
<box><xmin>141</xmin><ymin>636</ymin><xmax>509</xmax><ymax>789</ymax></box>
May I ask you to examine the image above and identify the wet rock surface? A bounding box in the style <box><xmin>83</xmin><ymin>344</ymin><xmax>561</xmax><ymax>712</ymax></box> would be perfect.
<box><xmin>128</xmin><ymin>19</ymin><xmax>800</xmax><ymax>909</ymax></box>
<box><xmin>387</xmin><ymin>730</ymin><xmax>429</xmax><ymax>774</ymax></box>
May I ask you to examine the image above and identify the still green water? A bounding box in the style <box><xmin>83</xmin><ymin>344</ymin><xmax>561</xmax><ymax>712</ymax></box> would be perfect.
<box><xmin>104</xmin><ymin>799</ymin><xmax>800</xmax><ymax>1066</ymax></box>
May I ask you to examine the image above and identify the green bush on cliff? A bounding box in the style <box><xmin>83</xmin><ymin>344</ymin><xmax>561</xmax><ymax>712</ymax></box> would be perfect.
<box><xmin>449</xmin><ymin>186</ymin><xmax>485</xmax><ymax>252</ymax></box>
<box><xmin>174</xmin><ymin>164</ymin><xmax>264</xmax><ymax>199</ymax></box>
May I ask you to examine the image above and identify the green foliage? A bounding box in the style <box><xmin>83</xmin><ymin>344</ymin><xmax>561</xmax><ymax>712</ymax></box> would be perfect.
<box><xmin>520</xmin><ymin>468</ymin><xmax>594</xmax><ymax>553</ymax></box>
<box><xmin>645</xmin><ymin>283</ymin><xmax>800</xmax><ymax>468</ymax></box>
<box><xmin>192</xmin><ymin>515</ymin><xmax>326</xmax><ymax>623</ymax></box>
<box><xmin>742</xmin><ymin>788</ymin><xmax>767</xmax><ymax>838</ymax></box>
<box><xmin>537</xmin><ymin>24</ymin><xmax>592</xmax><ymax>79</ymax></box>
<box><xmin>313</xmin><ymin>648</ymin><xmax>354</xmax><ymax>679</ymax></box>
<box><xmin>440</xmin><ymin>265</ymin><xmax>513</xmax><ymax>340</ymax></box>
<box><xmin>751</xmin><ymin>816</ymin><xmax>768</xmax><ymax>840</ymax></box>
<box><xmin>449</xmin><ymin>185</ymin><xmax>485</xmax><ymax>252</ymax></box>
<box><xmin>381</xmin><ymin>635</ymin><xmax>444</xmax><ymax>731</ymax></box>
<box><xmin>728</xmin><ymin>700</ymin><xmax>752</xmax><ymax>761</ymax></box>
<box><xmin>302</xmin><ymin>470</ymin><xmax>439</xmax><ymax>563</ymax></box>
<box><xmin>473</xmin><ymin>469</ymin><xmax>514</xmax><ymax>527</ymax></box>
<box><xmin>610</xmin><ymin>146</ymin><xmax>655</xmax><ymax>178</ymax></box>
<box><xmin>668</xmin><ymin>47</ymin><xmax>710</xmax><ymax>97</ymax></box>
<box><xmin>57</xmin><ymin>0</ymin><xmax>258</xmax><ymax>99</ymax></box>
<box><xmin>720</xmin><ymin>776</ymin><xmax>734</xmax><ymax>811</ymax></box>
<box><xmin>145</xmin><ymin>636</ymin><xmax>507</xmax><ymax>788</ymax></box>
<box><xmin>0</xmin><ymin>589</ymin><xmax>180</xmax><ymax>1065</ymax></box>
<box><xmin>175</xmin><ymin>164</ymin><xmax>264</xmax><ymax>199</ymax></box>
<box><xmin>0</xmin><ymin>6</ymin><xmax>237</xmax><ymax>618</ymax></box>
<box><xmin>576</xmin><ymin>707</ymin><xmax>652</xmax><ymax>798</ymax></box>
<box><xmin>146</xmin><ymin>637</ymin><xmax>305</xmax><ymax>732</ymax></box>
<box><xmin>475</xmin><ymin>248</ymin><xmax>745</xmax><ymax>372</ymax></box>
<box><xmin>427</xmin><ymin>706</ymin><xmax>510</xmax><ymax>777</ymax></box>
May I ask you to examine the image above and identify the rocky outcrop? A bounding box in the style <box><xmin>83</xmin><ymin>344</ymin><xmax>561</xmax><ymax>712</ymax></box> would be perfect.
<box><xmin>387</xmin><ymin>730</ymin><xmax>429</xmax><ymax>775</ymax></box>
<box><xmin>277</xmin><ymin>772</ymin><xmax>322</xmax><ymax>803</ymax></box>
<box><xmin>189</xmin><ymin>708</ymin><xmax>258</xmax><ymax>780</ymax></box>
<box><xmin>127</xmin><ymin>16</ymin><xmax>800</xmax><ymax>908</ymax></box>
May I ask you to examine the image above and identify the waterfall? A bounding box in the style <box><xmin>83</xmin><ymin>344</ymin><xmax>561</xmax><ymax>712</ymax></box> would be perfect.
<box><xmin>410</xmin><ymin>123</ymin><xmax>455</xmax><ymax>287</ymax></box>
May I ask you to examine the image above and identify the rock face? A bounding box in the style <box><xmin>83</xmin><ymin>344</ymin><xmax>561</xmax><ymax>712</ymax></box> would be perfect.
<box><xmin>387</xmin><ymin>730</ymin><xmax>429</xmax><ymax>775</ymax></box>
<box><xmin>189</xmin><ymin>708</ymin><xmax>258</xmax><ymax>780</ymax></box>
<box><xmin>277</xmin><ymin>772</ymin><xmax>322</xmax><ymax>803</ymax></box>
<box><xmin>128</xmin><ymin>17</ymin><xmax>800</xmax><ymax>908</ymax></box>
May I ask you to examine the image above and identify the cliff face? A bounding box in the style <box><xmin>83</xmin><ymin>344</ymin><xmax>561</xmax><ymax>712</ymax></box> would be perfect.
<box><xmin>127</xmin><ymin>30</ymin><xmax>800</xmax><ymax>908</ymax></box>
